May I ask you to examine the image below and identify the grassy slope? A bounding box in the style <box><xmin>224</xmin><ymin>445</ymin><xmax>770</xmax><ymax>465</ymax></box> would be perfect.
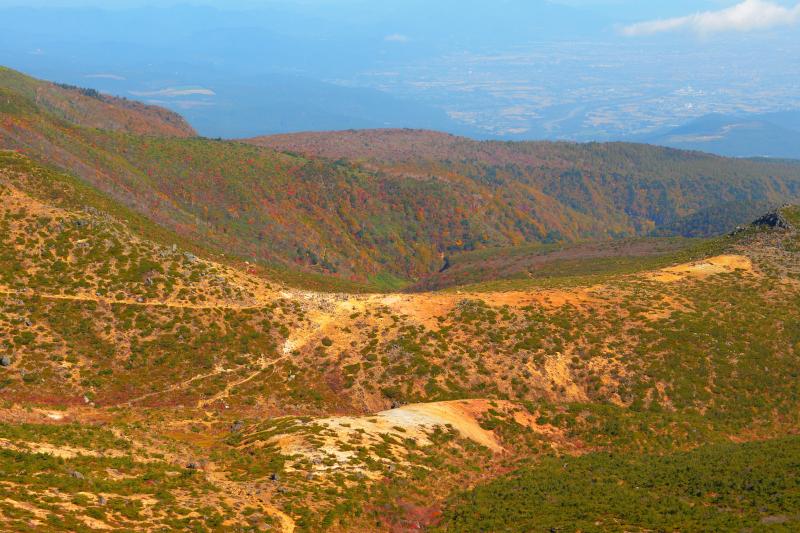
<box><xmin>0</xmin><ymin>154</ymin><xmax>300</xmax><ymax>529</ymax></box>
<box><xmin>0</xmin><ymin>422</ymin><xmax>242</xmax><ymax>531</ymax></box>
<box><xmin>436</xmin><ymin>436</ymin><xmax>800</xmax><ymax>532</ymax></box>
<box><xmin>427</xmin><ymin>208</ymin><xmax>800</xmax><ymax>532</ymax></box>
<box><xmin>407</xmin><ymin>236</ymin><xmax>716</xmax><ymax>292</ymax></box>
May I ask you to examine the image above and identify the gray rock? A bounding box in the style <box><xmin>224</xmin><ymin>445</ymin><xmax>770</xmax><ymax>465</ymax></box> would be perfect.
<box><xmin>270</xmin><ymin>472</ymin><xmax>280</xmax><ymax>482</ymax></box>
<box><xmin>186</xmin><ymin>462</ymin><xmax>200</xmax><ymax>470</ymax></box>
<box><xmin>23</xmin><ymin>318</ymin><xmax>32</xmax><ymax>327</ymax></box>
<box><xmin>98</xmin><ymin>495</ymin><xmax>107</xmax><ymax>506</ymax></box>
<box><xmin>0</xmin><ymin>356</ymin><xmax>11</xmax><ymax>367</ymax></box>
<box><xmin>69</xmin><ymin>470</ymin><xmax>84</xmax><ymax>480</ymax></box>
<box><xmin>230</xmin><ymin>420</ymin><xmax>244</xmax><ymax>433</ymax></box>
<box><xmin>752</xmin><ymin>208</ymin><xmax>793</xmax><ymax>230</ymax></box>
<box><xmin>184</xmin><ymin>252</ymin><xmax>199</xmax><ymax>263</ymax></box>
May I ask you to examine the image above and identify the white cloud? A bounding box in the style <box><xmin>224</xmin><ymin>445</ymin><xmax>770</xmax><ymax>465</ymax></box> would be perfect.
<box><xmin>129</xmin><ymin>87</ymin><xmax>216</xmax><ymax>97</ymax></box>
<box><xmin>384</xmin><ymin>33</ymin><xmax>410</xmax><ymax>43</ymax></box>
<box><xmin>622</xmin><ymin>0</ymin><xmax>800</xmax><ymax>36</ymax></box>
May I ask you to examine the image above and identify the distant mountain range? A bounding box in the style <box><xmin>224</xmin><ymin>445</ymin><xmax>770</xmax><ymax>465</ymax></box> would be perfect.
<box><xmin>649</xmin><ymin>111</ymin><xmax>800</xmax><ymax>160</ymax></box>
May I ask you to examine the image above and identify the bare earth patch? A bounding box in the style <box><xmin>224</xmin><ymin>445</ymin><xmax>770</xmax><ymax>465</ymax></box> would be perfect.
<box><xmin>650</xmin><ymin>255</ymin><xmax>753</xmax><ymax>283</ymax></box>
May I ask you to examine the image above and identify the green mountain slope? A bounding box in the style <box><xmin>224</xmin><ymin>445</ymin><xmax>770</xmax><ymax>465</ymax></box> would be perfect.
<box><xmin>436</xmin><ymin>436</ymin><xmax>800</xmax><ymax>532</ymax></box>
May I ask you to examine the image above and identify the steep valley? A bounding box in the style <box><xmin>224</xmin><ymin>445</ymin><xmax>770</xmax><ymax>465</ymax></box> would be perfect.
<box><xmin>4</xmin><ymin>67</ymin><xmax>800</xmax><ymax>287</ymax></box>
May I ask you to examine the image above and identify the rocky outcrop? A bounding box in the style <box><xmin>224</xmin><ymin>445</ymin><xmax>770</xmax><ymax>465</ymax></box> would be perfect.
<box><xmin>752</xmin><ymin>207</ymin><xmax>794</xmax><ymax>230</ymax></box>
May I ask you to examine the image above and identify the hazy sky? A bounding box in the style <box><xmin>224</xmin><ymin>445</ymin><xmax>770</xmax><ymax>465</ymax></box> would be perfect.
<box><xmin>1</xmin><ymin>0</ymin><xmax>798</xmax><ymax>35</ymax></box>
<box><xmin>1</xmin><ymin>0</ymin><xmax>798</xmax><ymax>138</ymax></box>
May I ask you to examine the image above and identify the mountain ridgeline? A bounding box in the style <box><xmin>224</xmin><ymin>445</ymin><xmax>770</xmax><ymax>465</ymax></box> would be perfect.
<box><xmin>3</xmin><ymin>66</ymin><xmax>800</xmax><ymax>286</ymax></box>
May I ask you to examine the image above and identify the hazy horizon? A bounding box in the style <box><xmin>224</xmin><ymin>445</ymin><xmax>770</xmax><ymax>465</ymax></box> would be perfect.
<box><xmin>1</xmin><ymin>0</ymin><xmax>799</xmax><ymax>149</ymax></box>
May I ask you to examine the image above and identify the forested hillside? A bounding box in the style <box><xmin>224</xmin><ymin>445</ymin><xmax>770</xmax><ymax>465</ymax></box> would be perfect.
<box><xmin>252</xmin><ymin>128</ymin><xmax>800</xmax><ymax>238</ymax></box>
<box><xmin>3</xmin><ymin>67</ymin><xmax>800</xmax><ymax>287</ymax></box>
<box><xmin>0</xmin><ymin>67</ymin><xmax>195</xmax><ymax>137</ymax></box>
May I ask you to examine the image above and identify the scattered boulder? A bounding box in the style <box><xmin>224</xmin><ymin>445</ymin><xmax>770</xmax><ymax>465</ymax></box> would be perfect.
<box><xmin>269</xmin><ymin>472</ymin><xmax>279</xmax><ymax>482</ymax></box>
<box><xmin>230</xmin><ymin>420</ymin><xmax>244</xmax><ymax>433</ymax></box>
<box><xmin>184</xmin><ymin>252</ymin><xmax>199</xmax><ymax>263</ymax></box>
<box><xmin>69</xmin><ymin>470</ymin><xmax>84</xmax><ymax>480</ymax></box>
<box><xmin>0</xmin><ymin>356</ymin><xmax>11</xmax><ymax>367</ymax></box>
<box><xmin>186</xmin><ymin>461</ymin><xmax>200</xmax><ymax>470</ymax></box>
<box><xmin>98</xmin><ymin>495</ymin><xmax>107</xmax><ymax>506</ymax></box>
